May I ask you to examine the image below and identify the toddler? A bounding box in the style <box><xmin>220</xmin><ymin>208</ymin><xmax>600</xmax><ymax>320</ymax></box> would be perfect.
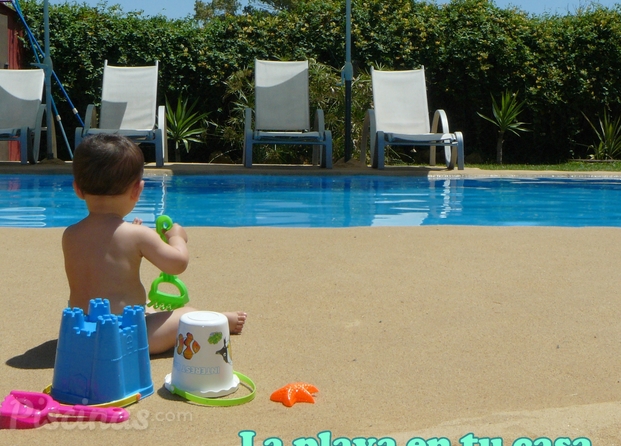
<box><xmin>62</xmin><ymin>134</ymin><xmax>246</xmax><ymax>354</ymax></box>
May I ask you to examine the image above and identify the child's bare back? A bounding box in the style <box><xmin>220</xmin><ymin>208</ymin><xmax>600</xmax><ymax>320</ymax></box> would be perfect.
<box><xmin>64</xmin><ymin>215</ymin><xmax>145</xmax><ymax>314</ymax></box>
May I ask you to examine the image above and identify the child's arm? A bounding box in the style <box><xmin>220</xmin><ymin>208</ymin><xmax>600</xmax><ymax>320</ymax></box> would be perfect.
<box><xmin>137</xmin><ymin>223</ymin><xmax>189</xmax><ymax>275</ymax></box>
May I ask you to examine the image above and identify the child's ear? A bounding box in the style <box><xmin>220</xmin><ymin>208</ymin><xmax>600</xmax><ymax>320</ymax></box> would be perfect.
<box><xmin>130</xmin><ymin>180</ymin><xmax>144</xmax><ymax>201</ymax></box>
<box><xmin>72</xmin><ymin>180</ymin><xmax>85</xmax><ymax>199</ymax></box>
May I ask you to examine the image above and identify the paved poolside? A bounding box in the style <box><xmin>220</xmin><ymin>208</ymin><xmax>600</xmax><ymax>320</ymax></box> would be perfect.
<box><xmin>3</xmin><ymin>158</ymin><xmax>621</xmax><ymax>178</ymax></box>
<box><xmin>1</xmin><ymin>161</ymin><xmax>620</xmax><ymax>444</ymax></box>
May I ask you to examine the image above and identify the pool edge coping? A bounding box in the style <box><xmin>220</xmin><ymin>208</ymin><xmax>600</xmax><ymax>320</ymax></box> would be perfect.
<box><xmin>2</xmin><ymin>161</ymin><xmax>621</xmax><ymax>179</ymax></box>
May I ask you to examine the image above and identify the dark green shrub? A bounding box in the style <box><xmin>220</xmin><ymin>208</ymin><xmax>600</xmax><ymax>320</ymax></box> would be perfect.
<box><xmin>18</xmin><ymin>0</ymin><xmax>621</xmax><ymax>164</ymax></box>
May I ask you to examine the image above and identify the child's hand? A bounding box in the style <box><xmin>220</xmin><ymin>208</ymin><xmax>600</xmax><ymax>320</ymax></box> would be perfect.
<box><xmin>133</xmin><ymin>217</ymin><xmax>143</xmax><ymax>225</ymax></box>
<box><xmin>164</xmin><ymin>223</ymin><xmax>188</xmax><ymax>243</ymax></box>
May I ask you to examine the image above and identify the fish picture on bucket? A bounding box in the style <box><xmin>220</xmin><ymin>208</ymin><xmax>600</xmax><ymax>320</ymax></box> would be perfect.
<box><xmin>176</xmin><ymin>332</ymin><xmax>201</xmax><ymax>359</ymax></box>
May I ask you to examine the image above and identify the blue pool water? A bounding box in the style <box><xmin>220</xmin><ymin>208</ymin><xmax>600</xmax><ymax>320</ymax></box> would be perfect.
<box><xmin>1</xmin><ymin>174</ymin><xmax>620</xmax><ymax>228</ymax></box>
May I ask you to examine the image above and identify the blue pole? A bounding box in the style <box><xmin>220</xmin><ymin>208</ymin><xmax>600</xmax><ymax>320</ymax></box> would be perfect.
<box><xmin>343</xmin><ymin>0</ymin><xmax>353</xmax><ymax>162</ymax></box>
<box><xmin>13</xmin><ymin>0</ymin><xmax>84</xmax><ymax>127</ymax></box>
<box><xmin>30</xmin><ymin>0</ymin><xmax>53</xmax><ymax>161</ymax></box>
<box><xmin>31</xmin><ymin>0</ymin><xmax>55</xmax><ymax>160</ymax></box>
<box><xmin>43</xmin><ymin>0</ymin><xmax>54</xmax><ymax>160</ymax></box>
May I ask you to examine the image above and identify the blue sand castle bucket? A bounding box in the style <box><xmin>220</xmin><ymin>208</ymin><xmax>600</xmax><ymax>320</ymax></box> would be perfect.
<box><xmin>51</xmin><ymin>298</ymin><xmax>154</xmax><ymax>405</ymax></box>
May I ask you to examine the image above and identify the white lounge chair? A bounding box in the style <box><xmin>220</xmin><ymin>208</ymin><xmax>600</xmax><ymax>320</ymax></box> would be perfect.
<box><xmin>0</xmin><ymin>69</ymin><xmax>45</xmax><ymax>164</ymax></box>
<box><xmin>75</xmin><ymin>61</ymin><xmax>167</xmax><ymax>166</ymax></box>
<box><xmin>243</xmin><ymin>59</ymin><xmax>332</xmax><ymax>168</ymax></box>
<box><xmin>361</xmin><ymin>66</ymin><xmax>464</xmax><ymax>170</ymax></box>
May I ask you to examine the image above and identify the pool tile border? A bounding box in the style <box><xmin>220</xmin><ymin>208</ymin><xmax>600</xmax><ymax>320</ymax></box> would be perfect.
<box><xmin>2</xmin><ymin>160</ymin><xmax>621</xmax><ymax>179</ymax></box>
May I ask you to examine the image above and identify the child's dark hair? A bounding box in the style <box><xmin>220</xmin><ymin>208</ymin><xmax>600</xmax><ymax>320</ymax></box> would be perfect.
<box><xmin>73</xmin><ymin>134</ymin><xmax>144</xmax><ymax>195</ymax></box>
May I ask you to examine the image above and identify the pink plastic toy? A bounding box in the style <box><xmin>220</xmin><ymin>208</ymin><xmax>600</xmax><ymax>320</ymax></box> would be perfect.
<box><xmin>0</xmin><ymin>390</ymin><xmax>129</xmax><ymax>429</ymax></box>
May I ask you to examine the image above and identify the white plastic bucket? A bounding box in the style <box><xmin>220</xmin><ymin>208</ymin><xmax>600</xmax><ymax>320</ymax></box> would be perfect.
<box><xmin>165</xmin><ymin>311</ymin><xmax>239</xmax><ymax>398</ymax></box>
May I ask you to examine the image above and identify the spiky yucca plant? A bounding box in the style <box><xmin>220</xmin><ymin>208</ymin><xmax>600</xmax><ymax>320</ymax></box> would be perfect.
<box><xmin>583</xmin><ymin>110</ymin><xmax>621</xmax><ymax>160</ymax></box>
<box><xmin>478</xmin><ymin>91</ymin><xmax>530</xmax><ymax>164</ymax></box>
<box><xmin>166</xmin><ymin>96</ymin><xmax>210</xmax><ymax>162</ymax></box>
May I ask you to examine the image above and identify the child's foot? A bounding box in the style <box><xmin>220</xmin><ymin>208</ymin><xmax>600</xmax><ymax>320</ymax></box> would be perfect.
<box><xmin>224</xmin><ymin>311</ymin><xmax>247</xmax><ymax>334</ymax></box>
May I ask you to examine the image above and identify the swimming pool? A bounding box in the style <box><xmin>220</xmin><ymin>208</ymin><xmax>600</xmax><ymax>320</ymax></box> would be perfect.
<box><xmin>1</xmin><ymin>174</ymin><xmax>620</xmax><ymax>228</ymax></box>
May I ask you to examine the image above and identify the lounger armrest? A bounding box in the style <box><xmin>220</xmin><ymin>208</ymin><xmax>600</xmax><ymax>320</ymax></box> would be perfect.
<box><xmin>313</xmin><ymin>109</ymin><xmax>326</xmax><ymax>136</ymax></box>
<box><xmin>430</xmin><ymin>109</ymin><xmax>451</xmax><ymax>166</ymax></box>
<box><xmin>361</xmin><ymin>109</ymin><xmax>376</xmax><ymax>164</ymax></box>
<box><xmin>83</xmin><ymin>104</ymin><xmax>98</xmax><ymax>133</ymax></box>
<box><xmin>431</xmin><ymin>109</ymin><xmax>450</xmax><ymax>134</ymax></box>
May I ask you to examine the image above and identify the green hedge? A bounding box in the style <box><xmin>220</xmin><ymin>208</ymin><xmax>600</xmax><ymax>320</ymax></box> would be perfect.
<box><xmin>19</xmin><ymin>0</ymin><xmax>621</xmax><ymax>164</ymax></box>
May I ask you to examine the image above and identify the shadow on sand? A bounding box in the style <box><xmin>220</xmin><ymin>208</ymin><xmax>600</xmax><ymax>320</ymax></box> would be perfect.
<box><xmin>6</xmin><ymin>339</ymin><xmax>57</xmax><ymax>369</ymax></box>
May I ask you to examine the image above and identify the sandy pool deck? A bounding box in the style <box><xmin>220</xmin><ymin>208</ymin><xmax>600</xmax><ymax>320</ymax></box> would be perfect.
<box><xmin>1</xmin><ymin>162</ymin><xmax>620</xmax><ymax>445</ymax></box>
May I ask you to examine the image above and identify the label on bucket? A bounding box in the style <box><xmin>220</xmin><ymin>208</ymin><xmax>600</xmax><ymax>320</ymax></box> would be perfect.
<box><xmin>173</xmin><ymin>363</ymin><xmax>220</xmax><ymax>376</ymax></box>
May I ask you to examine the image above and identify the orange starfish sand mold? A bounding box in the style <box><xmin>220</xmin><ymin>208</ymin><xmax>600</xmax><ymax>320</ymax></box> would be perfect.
<box><xmin>270</xmin><ymin>382</ymin><xmax>319</xmax><ymax>407</ymax></box>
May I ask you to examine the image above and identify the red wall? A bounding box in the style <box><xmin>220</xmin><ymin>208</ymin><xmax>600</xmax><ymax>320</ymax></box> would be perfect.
<box><xmin>1</xmin><ymin>3</ymin><xmax>25</xmax><ymax>160</ymax></box>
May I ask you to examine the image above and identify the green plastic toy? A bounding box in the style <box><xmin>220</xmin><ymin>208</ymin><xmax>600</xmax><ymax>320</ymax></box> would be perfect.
<box><xmin>166</xmin><ymin>371</ymin><xmax>256</xmax><ymax>407</ymax></box>
<box><xmin>147</xmin><ymin>215</ymin><xmax>189</xmax><ymax>311</ymax></box>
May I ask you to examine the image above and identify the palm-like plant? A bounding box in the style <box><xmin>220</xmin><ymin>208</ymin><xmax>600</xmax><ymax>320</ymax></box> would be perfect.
<box><xmin>582</xmin><ymin>110</ymin><xmax>621</xmax><ymax>160</ymax></box>
<box><xmin>478</xmin><ymin>91</ymin><xmax>530</xmax><ymax>164</ymax></box>
<box><xmin>166</xmin><ymin>96</ymin><xmax>210</xmax><ymax>162</ymax></box>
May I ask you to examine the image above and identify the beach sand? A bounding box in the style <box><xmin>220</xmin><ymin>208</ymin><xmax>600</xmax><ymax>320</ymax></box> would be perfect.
<box><xmin>2</xmin><ymin>221</ymin><xmax>621</xmax><ymax>445</ymax></box>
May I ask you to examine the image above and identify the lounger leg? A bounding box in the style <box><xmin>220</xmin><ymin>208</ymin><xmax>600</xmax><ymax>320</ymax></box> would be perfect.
<box><xmin>312</xmin><ymin>145</ymin><xmax>319</xmax><ymax>166</ymax></box>
<box><xmin>430</xmin><ymin>145</ymin><xmax>437</xmax><ymax>166</ymax></box>
<box><xmin>322</xmin><ymin>131</ymin><xmax>333</xmax><ymax>169</ymax></box>
<box><xmin>374</xmin><ymin>132</ymin><xmax>386</xmax><ymax>169</ymax></box>
<box><xmin>243</xmin><ymin>134</ymin><xmax>253</xmax><ymax>168</ymax></box>
<box><xmin>456</xmin><ymin>132</ymin><xmax>465</xmax><ymax>170</ymax></box>
<box><xmin>155</xmin><ymin>146</ymin><xmax>163</xmax><ymax>167</ymax></box>
<box><xmin>444</xmin><ymin>143</ymin><xmax>455</xmax><ymax>170</ymax></box>
<box><xmin>371</xmin><ymin>133</ymin><xmax>378</xmax><ymax>168</ymax></box>
<box><xmin>27</xmin><ymin>129</ymin><xmax>38</xmax><ymax>164</ymax></box>
<box><xmin>19</xmin><ymin>128</ymin><xmax>28</xmax><ymax>165</ymax></box>
<box><xmin>154</xmin><ymin>129</ymin><xmax>164</xmax><ymax>167</ymax></box>
<box><xmin>243</xmin><ymin>108</ymin><xmax>254</xmax><ymax>168</ymax></box>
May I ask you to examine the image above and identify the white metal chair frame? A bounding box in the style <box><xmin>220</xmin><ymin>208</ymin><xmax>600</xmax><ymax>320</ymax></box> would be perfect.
<box><xmin>74</xmin><ymin>61</ymin><xmax>167</xmax><ymax>167</ymax></box>
<box><xmin>0</xmin><ymin>69</ymin><xmax>46</xmax><ymax>164</ymax></box>
<box><xmin>243</xmin><ymin>60</ymin><xmax>332</xmax><ymax>168</ymax></box>
<box><xmin>361</xmin><ymin>66</ymin><xmax>464</xmax><ymax>170</ymax></box>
